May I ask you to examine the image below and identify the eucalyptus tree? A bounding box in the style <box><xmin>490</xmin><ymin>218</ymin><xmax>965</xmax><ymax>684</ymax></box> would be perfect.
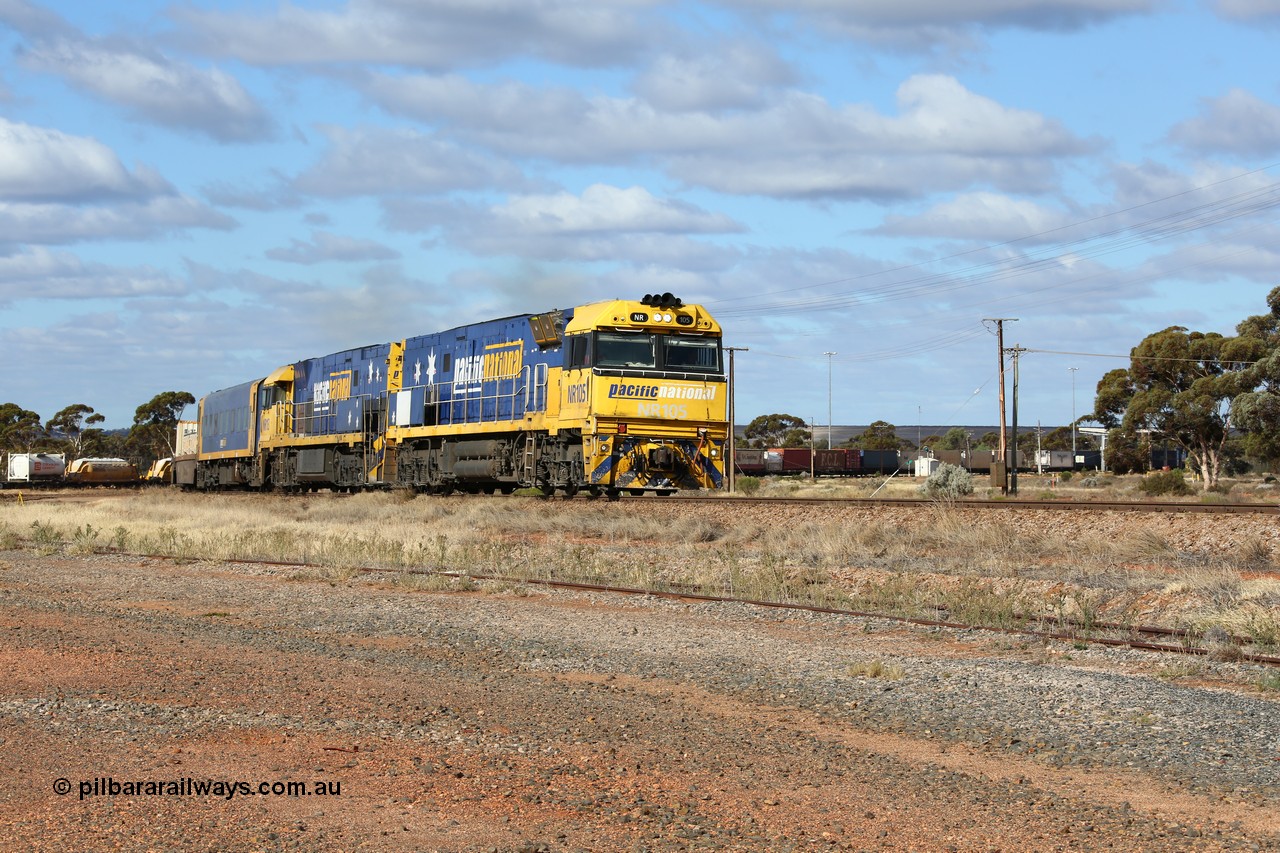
<box><xmin>743</xmin><ymin>413</ymin><xmax>811</xmax><ymax>449</ymax></box>
<box><xmin>1113</xmin><ymin>326</ymin><xmax>1256</xmax><ymax>488</ymax></box>
<box><xmin>0</xmin><ymin>403</ymin><xmax>43</xmax><ymax>452</ymax></box>
<box><xmin>1229</xmin><ymin>286</ymin><xmax>1280</xmax><ymax>469</ymax></box>
<box><xmin>130</xmin><ymin>391</ymin><xmax>195</xmax><ymax>461</ymax></box>
<box><xmin>45</xmin><ymin>404</ymin><xmax>106</xmax><ymax>459</ymax></box>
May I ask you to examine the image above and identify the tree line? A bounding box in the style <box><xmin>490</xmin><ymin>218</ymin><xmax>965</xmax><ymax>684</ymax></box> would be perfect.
<box><xmin>739</xmin><ymin>415</ymin><xmax>1096</xmax><ymax>455</ymax></box>
<box><xmin>0</xmin><ymin>392</ymin><xmax>195</xmax><ymax>468</ymax></box>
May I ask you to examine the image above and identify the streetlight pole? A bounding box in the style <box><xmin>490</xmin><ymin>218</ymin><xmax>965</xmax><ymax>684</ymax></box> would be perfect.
<box><xmin>824</xmin><ymin>352</ymin><xmax>836</xmax><ymax>450</ymax></box>
<box><xmin>1008</xmin><ymin>344</ymin><xmax>1025</xmax><ymax>495</ymax></box>
<box><xmin>1068</xmin><ymin>366</ymin><xmax>1079</xmax><ymax>462</ymax></box>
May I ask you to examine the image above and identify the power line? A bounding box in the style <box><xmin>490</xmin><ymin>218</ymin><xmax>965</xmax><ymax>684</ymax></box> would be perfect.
<box><xmin>709</xmin><ymin>166</ymin><xmax>1280</xmax><ymax>320</ymax></box>
<box><xmin>1024</xmin><ymin>347</ymin><xmax>1261</xmax><ymax>365</ymax></box>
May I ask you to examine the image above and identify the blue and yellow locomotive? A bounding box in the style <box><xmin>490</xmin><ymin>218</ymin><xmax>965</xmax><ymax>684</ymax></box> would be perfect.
<box><xmin>176</xmin><ymin>294</ymin><xmax>727</xmax><ymax>497</ymax></box>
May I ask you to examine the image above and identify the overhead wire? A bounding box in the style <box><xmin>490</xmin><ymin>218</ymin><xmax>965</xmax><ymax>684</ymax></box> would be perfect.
<box><xmin>713</xmin><ymin>177</ymin><xmax>1280</xmax><ymax>319</ymax></box>
<box><xmin>719</xmin><ymin>162</ymin><xmax>1280</xmax><ymax>305</ymax></box>
<box><xmin>721</xmin><ymin>166</ymin><xmax>1280</xmax><ymax>371</ymax></box>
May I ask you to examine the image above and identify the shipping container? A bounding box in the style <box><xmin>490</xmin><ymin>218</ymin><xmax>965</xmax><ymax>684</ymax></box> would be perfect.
<box><xmin>6</xmin><ymin>452</ymin><xmax>66</xmax><ymax>482</ymax></box>
<box><xmin>859</xmin><ymin>449</ymin><xmax>900</xmax><ymax>474</ymax></box>
<box><xmin>733</xmin><ymin>448</ymin><xmax>766</xmax><ymax>474</ymax></box>
<box><xmin>767</xmin><ymin>447</ymin><xmax>813</xmax><ymax>474</ymax></box>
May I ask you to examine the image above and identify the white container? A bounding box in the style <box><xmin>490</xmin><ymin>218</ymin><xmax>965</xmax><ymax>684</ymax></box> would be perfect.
<box><xmin>7</xmin><ymin>452</ymin><xmax>67</xmax><ymax>481</ymax></box>
<box><xmin>915</xmin><ymin>456</ymin><xmax>941</xmax><ymax>477</ymax></box>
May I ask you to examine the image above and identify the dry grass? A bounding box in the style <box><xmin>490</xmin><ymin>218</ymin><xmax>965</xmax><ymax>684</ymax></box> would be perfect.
<box><xmin>847</xmin><ymin>659</ymin><xmax>905</xmax><ymax>680</ymax></box>
<box><xmin>2</xmin><ymin>488</ymin><xmax>1276</xmax><ymax>648</ymax></box>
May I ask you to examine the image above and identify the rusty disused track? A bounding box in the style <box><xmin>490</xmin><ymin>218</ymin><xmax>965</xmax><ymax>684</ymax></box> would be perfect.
<box><xmin>10</xmin><ymin>486</ymin><xmax>1278</xmax><ymax>514</ymax></box>
<box><xmin>66</xmin><ymin>546</ymin><xmax>1280</xmax><ymax>667</ymax></box>
<box><xmin>412</xmin><ymin>568</ymin><xmax>1280</xmax><ymax>666</ymax></box>
<box><xmin>619</xmin><ymin>494</ymin><xmax>1280</xmax><ymax>514</ymax></box>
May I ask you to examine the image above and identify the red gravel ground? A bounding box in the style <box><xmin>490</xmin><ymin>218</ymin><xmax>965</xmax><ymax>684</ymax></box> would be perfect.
<box><xmin>2</xmin><ymin>548</ymin><xmax>1277</xmax><ymax>852</ymax></box>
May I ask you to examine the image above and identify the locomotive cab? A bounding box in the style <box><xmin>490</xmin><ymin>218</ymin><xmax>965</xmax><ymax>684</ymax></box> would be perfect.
<box><xmin>560</xmin><ymin>294</ymin><xmax>727</xmax><ymax>494</ymax></box>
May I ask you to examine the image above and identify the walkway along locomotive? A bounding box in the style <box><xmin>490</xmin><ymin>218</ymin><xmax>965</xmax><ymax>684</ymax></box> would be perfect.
<box><xmin>175</xmin><ymin>295</ymin><xmax>727</xmax><ymax>497</ymax></box>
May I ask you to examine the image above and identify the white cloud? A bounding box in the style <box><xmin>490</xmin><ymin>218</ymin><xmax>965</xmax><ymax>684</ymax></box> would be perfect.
<box><xmin>1168</xmin><ymin>89</ymin><xmax>1280</xmax><ymax>158</ymax></box>
<box><xmin>383</xmin><ymin>184</ymin><xmax>744</xmax><ymax>268</ymax></box>
<box><xmin>493</xmin><ymin>184</ymin><xmax>743</xmax><ymax>235</ymax></box>
<box><xmin>0</xmin><ymin>197</ymin><xmax>234</xmax><ymax>246</ymax></box>
<box><xmin>730</xmin><ymin>0</ymin><xmax>1155</xmax><ymax>28</ymax></box>
<box><xmin>0</xmin><ymin>0</ymin><xmax>71</xmax><ymax>38</ymax></box>
<box><xmin>721</xmin><ymin>0</ymin><xmax>1155</xmax><ymax>49</ymax></box>
<box><xmin>364</xmin><ymin>73</ymin><xmax>1093</xmax><ymax>199</ymax></box>
<box><xmin>20</xmin><ymin>38</ymin><xmax>274</xmax><ymax>142</ymax></box>
<box><xmin>170</xmin><ymin>0</ymin><xmax>660</xmax><ymax>70</ymax></box>
<box><xmin>1212</xmin><ymin>0</ymin><xmax>1280</xmax><ymax>23</ymax></box>
<box><xmin>291</xmin><ymin>126</ymin><xmax>530</xmax><ymax>197</ymax></box>
<box><xmin>632</xmin><ymin>43</ymin><xmax>798</xmax><ymax>112</ymax></box>
<box><xmin>0</xmin><ymin>246</ymin><xmax>187</xmax><ymax>306</ymax></box>
<box><xmin>874</xmin><ymin>192</ymin><xmax>1079</xmax><ymax>240</ymax></box>
<box><xmin>266</xmin><ymin>230</ymin><xmax>402</xmax><ymax>264</ymax></box>
<box><xmin>0</xmin><ymin>117</ymin><xmax>163</xmax><ymax>201</ymax></box>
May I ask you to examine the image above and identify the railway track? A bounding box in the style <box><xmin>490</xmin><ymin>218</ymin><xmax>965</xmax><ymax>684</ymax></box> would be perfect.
<box><xmin>665</xmin><ymin>494</ymin><xmax>1280</xmax><ymax>514</ymax></box>
<box><xmin>11</xmin><ymin>485</ymin><xmax>1280</xmax><ymax>514</ymax></box>
<box><xmin>46</xmin><ymin>545</ymin><xmax>1279</xmax><ymax>667</ymax></box>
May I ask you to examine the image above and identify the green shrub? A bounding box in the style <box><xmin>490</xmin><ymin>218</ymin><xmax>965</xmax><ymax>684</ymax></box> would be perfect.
<box><xmin>1059</xmin><ymin>470</ymin><xmax>1073</xmax><ymax>482</ymax></box>
<box><xmin>30</xmin><ymin>520</ymin><xmax>64</xmax><ymax>555</ymax></box>
<box><xmin>1137</xmin><ymin>469</ymin><xmax>1193</xmax><ymax>497</ymax></box>
<box><xmin>919</xmin><ymin>463</ymin><xmax>974</xmax><ymax>500</ymax></box>
<box><xmin>736</xmin><ymin>476</ymin><xmax>761</xmax><ymax>496</ymax></box>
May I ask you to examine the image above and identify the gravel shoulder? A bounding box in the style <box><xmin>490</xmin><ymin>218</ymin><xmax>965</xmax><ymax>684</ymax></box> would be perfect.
<box><xmin>1</xmin><ymin>549</ymin><xmax>1278</xmax><ymax>851</ymax></box>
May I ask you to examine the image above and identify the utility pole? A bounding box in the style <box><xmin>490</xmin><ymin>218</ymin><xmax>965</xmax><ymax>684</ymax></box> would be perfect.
<box><xmin>984</xmin><ymin>318</ymin><xmax>1017</xmax><ymax>492</ymax></box>
<box><xmin>824</xmin><ymin>351</ymin><xmax>836</xmax><ymax>451</ymax></box>
<box><xmin>1007</xmin><ymin>344</ymin><xmax>1026</xmax><ymax>495</ymax></box>
<box><xmin>725</xmin><ymin>347</ymin><xmax>749</xmax><ymax>492</ymax></box>
<box><xmin>1068</xmin><ymin>366</ymin><xmax>1079</xmax><ymax>462</ymax></box>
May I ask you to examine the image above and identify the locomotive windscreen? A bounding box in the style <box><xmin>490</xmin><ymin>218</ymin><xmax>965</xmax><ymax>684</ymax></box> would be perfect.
<box><xmin>662</xmin><ymin>337</ymin><xmax>720</xmax><ymax>372</ymax></box>
<box><xmin>595</xmin><ymin>331</ymin><xmax>657</xmax><ymax>369</ymax></box>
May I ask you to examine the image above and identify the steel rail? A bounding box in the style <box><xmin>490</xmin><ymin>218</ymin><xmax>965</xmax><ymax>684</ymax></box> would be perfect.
<box><xmin>411</xmin><ymin>569</ymin><xmax>1280</xmax><ymax>665</ymax></box>
<box><xmin>12</xmin><ymin>537</ymin><xmax>1279</xmax><ymax>665</ymax></box>
<box><xmin>91</xmin><ymin>545</ymin><xmax>1274</xmax><ymax>666</ymax></box>
<box><xmin>547</xmin><ymin>493</ymin><xmax>1280</xmax><ymax>515</ymax></box>
<box><xmin>18</xmin><ymin>485</ymin><xmax>1279</xmax><ymax>515</ymax></box>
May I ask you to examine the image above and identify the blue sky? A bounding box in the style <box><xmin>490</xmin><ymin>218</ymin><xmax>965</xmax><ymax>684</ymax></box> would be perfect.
<box><xmin>3</xmin><ymin>0</ymin><xmax>1280</xmax><ymax>434</ymax></box>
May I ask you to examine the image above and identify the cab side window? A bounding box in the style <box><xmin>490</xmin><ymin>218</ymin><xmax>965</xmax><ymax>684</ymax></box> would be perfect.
<box><xmin>568</xmin><ymin>336</ymin><xmax>591</xmax><ymax>369</ymax></box>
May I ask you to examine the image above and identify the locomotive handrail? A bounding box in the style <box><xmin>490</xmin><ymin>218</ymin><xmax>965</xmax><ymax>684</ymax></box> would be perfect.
<box><xmin>402</xmin><ymin>368</ymin><xmax>534</xmax><ymax>428</ymax></box>
<box><xmin>290</xmin><ymin>392</ymin><xmax>378</xmax><ymax>437</ymax></box>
